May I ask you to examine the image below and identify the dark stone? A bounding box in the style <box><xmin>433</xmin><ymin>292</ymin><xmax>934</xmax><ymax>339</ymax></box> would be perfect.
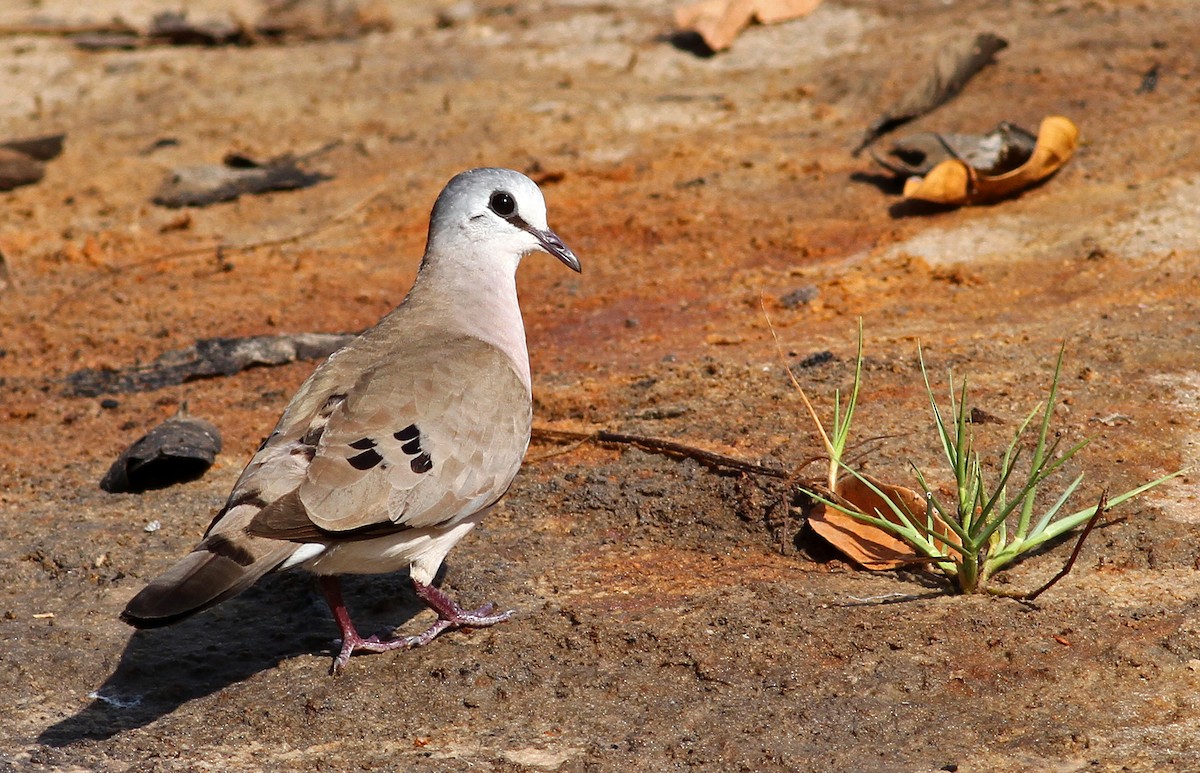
<box><xmin>797</xmin><ymin>351</ymin><xmax>835</xmax><ymax>369</ymax></box>
<box><xmin>100</xmin><ymin>415</ymin><xmax>222</xmax><ymax>493</ymax></box>
<box><xmin>779</xmin><ymin>285</ymin><xmax>819</xmax><ymax>308</ymax></box>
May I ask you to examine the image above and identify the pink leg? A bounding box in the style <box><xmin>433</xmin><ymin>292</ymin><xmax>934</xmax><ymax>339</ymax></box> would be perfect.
<box><xmin>320</xmin><ymin>575</ymin><xmax>513</xmax><ymax>675</ymax></box>
<box><xmin>321</xmin><ymin>576</ymin><xmax>413</xmax><ymax>675</ymax></box>
<box><xmin>408</xmin><ymin>577</ymin><xmax>513</xmax><ymax>647</ymax></box>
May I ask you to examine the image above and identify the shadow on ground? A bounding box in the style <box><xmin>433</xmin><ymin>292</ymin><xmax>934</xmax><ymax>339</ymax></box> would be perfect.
<box><xmin>37</xmin><ymin>571</ymin><xmax>425</xmax><ymax>746</ymax></box>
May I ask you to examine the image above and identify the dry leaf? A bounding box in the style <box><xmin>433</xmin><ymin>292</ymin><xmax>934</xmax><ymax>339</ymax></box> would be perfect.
<box><xmin>968</xmin><ymin>115</ymin><xmax>1079</xmax><ymax>201</ymax></box>
<box><xmin>753</xmin><ymin>0</ymin><xmax>822</xmax><ymax>23</ymax></box>
<box><xmin>903</xmin><ymin>116</ymin><xmax>1079</xmax><ymax>205</ymax></box>
<box><xmin>870</xmin><ymin>122</ymin><xmax>1037</xmax><ymax>177</ymax></box>
<box><xmin>674</xmin><ymin>0</ymin><xmax>822</xmax><ymax>53</ymax></box>
<box><xmin>900</xmin><ymin>158</ymin><xmax>971</xmax><ymax>205</ymax></box>
<box><xmin>807</xmin><ymin>472</ymin><xmax>959</xmax><ymax>570</ymax></box>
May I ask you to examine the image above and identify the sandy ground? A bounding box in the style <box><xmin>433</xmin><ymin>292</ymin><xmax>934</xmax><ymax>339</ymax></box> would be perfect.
<box><xmin>3</xmin><ymin>0</ymin><xmax>1200</xmax><ymax>770</ymax></box>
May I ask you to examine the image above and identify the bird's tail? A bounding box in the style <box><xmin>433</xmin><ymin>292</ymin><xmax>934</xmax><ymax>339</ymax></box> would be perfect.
<box><xmin>120</xmin><ymin>532</ymin><xmax>293</xmax><ymax>629</ymax></box>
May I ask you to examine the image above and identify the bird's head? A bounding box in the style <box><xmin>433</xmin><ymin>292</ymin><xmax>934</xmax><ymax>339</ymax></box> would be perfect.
<box><xmin>424</xmin><ymin>167</ymin><xmax>580</xmax><ymax>274</ymax></box>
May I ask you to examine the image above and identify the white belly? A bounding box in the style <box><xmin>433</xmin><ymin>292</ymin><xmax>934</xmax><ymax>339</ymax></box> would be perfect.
<box><xmin>287</xmin><ymin>509</ymin><xmax>488</xmax><ymax>585</ymax></box>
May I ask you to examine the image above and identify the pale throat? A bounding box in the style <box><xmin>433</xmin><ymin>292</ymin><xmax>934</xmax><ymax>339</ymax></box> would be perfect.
<box><xmin>410</xmin><ymin>252</ymin><xmax>532</xmax><ymax>390</ymax></box>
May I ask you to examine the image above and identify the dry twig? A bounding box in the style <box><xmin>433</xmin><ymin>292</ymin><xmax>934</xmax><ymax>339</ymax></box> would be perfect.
<box><xmin>530</xmin><ymin>426</ymin><xmax>814</xmax><ymax>479</ymax></box>
<box><xmin>0</xmin><ymin>22</ymin><xmax>135</xmax><ymax>37</ymax></box>
<box><xmin>1021</xmin><ymin>490</ymin><xmax>1108</xmax><ymax>602</ymax></box>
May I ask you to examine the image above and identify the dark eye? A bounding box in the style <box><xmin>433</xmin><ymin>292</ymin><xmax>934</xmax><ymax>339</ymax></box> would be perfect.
<box><xmin>489</xmin><ymin>191</ymin><xmax>516</xmax><ymax>218</ymax></box>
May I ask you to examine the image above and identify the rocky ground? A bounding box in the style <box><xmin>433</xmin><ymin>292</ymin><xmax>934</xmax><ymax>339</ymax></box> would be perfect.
<box><xmin>2</xmin><ymin>1</ymin><xmax>1200</xmax><ymax>771</ymax></box>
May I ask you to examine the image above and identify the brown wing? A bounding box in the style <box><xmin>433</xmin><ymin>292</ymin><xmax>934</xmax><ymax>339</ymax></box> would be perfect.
<box><xmin>247</xmin><ymin>336</ymin><xmax>531</xmax><ymax>541</ymax></box>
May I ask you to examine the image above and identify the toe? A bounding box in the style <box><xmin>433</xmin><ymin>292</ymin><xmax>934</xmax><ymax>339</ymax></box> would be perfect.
<box><xmin>330</xmin><ymin>644</ymin><xmax>354</xmax><ymax>675</ymax></box>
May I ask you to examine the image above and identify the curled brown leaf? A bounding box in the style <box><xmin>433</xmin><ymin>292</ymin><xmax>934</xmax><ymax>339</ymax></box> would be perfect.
<box><xmin>902</xmin><ymin>115</ymin><xmax>1079</xmax><ymax>206</ymax></box>
<box><xmin>674</xmin><ymin>0</ymin><xmax>822</xmax><ymax>53</ymax></box>
<box><xmin>807</xmin><ymin>473</ymin><xmax>960</xmax><ymax>570</ymax></box>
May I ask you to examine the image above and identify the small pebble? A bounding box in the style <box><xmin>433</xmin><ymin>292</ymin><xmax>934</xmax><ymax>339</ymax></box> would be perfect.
<box><xmin>780</xmin><ymin>285</ymin><xmax>819</xmax><ymax>308</ymax></box>
<box><xmin>797</xmin><ymin>350</ymin><xmax>834</xmax><ymax>368</ymax></box>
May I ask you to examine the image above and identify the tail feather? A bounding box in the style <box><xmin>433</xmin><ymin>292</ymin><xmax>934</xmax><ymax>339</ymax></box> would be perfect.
<box><xmin>121</xmin><ymin>535</ymin><xmax>291</xmax><ymax>629</ymax></box>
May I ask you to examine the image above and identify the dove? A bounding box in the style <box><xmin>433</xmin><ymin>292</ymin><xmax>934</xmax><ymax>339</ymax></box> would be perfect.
<box><xmin>121</xmin><ymin>168</ymin><xmax>580</xmax><ymax>674</ymax></box>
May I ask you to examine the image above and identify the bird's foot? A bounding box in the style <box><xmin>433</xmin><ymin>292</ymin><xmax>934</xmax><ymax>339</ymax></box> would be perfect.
<box><xmin>319</xmin><ymin>575</ymin><xmax>514</xmax><ymax>674</ymax></box>
<box><xmin>412</xmin><ymin>579</ymin><xmax>514</xmax><ymax>642</ymax></box>
<box><xmin>329</xmin><ymin>602</ymin><xmax>512</xmax><ymax>673</ymax></box>
<box><xmin>330</xmin><ymin>629</ymin><xmax>415</xmax><ymax>675</ymax></box>
<box><xmin>409</xmin><ymin>602</ymin><xmax>513</xmax><ymax>647</ymax></box>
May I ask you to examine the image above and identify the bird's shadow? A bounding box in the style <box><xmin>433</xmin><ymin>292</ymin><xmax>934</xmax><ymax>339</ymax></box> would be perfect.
<box><xmin>37</xmin><ymin>570</ymin><xmax>429</xmax><ymax>747</ymax></box>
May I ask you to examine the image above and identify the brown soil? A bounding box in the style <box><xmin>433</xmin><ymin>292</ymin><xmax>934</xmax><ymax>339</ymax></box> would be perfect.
<box><xmin>3</xmin><ymin>1</ymin><xmax>1200</xmax><ymax>771</ymax></box>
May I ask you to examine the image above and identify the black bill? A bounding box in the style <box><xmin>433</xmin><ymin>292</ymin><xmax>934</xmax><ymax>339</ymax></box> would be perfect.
<box><xmin>534</xmin><ymin>227</ymin><xmax>581</xmax><ymax>272</ymax></box>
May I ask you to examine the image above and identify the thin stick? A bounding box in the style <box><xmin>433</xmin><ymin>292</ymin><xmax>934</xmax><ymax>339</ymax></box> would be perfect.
<box><xmin>525</xmin><ymin>433</ymin><xmax>594</xmax><ymax>462</ymax></box>
<box><xmin>48</xmin><ymin>184</ymin><xmax>388</xmax><ymax>316</ymax></box>
<box><xmin>0</xmin><ymin>22</ymin><xmax>136</xmax><ymax>37</ymax></box>
<box><xmin>529</xmin><ymin>426</ymin><xmax>813</xmax><ymax>479</ymax></box>
<box><xmin>1021</xmin><ymin>490</ymin><xmax>1108</xmax><ymax>602</ymax></box>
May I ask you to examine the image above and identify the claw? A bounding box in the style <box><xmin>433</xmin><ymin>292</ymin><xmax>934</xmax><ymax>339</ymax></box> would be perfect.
<box><xmin>330</xmin><ymin>629</ymin><xmax>415</xmax><ymax>675</ymax></box>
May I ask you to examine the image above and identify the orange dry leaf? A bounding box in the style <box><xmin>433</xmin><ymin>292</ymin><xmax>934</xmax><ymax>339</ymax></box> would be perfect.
<box><xmin>903</xmin><ymin>115</ymin><xmax>1079</xmax><ymax>206</ymax></box>
<box><xmin>969</xmin><ymin>115</ymin><xmax>1079</xmax><ymax>200</ymax></box>
<box><xmin>807</xmin><ymin>473</ymin><xmax>960</xmax><ymax>570</ymax></box>
<box><xmin>901</xmin><ymin>157</ymin><xmax>972</xmax><ymax>205</ymax></box>
<box><xmin>674</xmin><ymin>0</ymin><xmax>823</xmax><ymax>52</ymax></box>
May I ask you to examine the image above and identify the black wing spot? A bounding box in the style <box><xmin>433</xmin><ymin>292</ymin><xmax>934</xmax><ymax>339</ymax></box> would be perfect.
<box><xmin>348</xmin><ymin>437</ymin><xmax>377</xmax><ymax>450</ymax></box>
<box><xmin>388</xmin><ymin>424</ymin><xmax>430</xmax><ymax>472</ymax></box>
<box><xmin>410</xmin><ymin>452</ymin><xmax>433</xmax><ymax>474</ymax></box>
<box><xmin>347</xmin><ymin>448</ymin><xmax>384</xmax><ymax>470</ymax></box>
